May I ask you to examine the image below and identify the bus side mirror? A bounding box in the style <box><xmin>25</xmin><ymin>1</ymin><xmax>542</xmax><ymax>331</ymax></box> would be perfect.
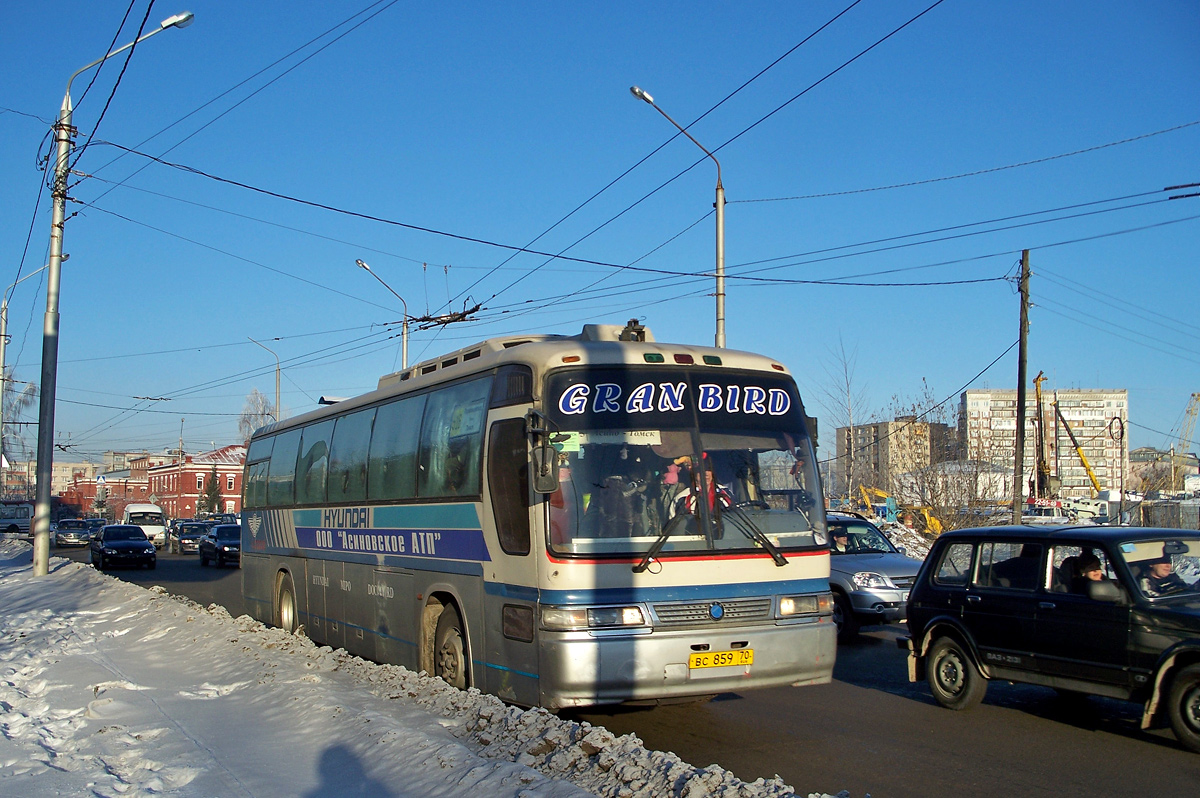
<box><xmin>531</xmin><ymin>445</ymin><xmax>559</xmax><ymax>494</ymax></box>
<box><xmin>526</xmin><ymin>410</ymin><xmax>560</xmax><ymax>495</ymax></box>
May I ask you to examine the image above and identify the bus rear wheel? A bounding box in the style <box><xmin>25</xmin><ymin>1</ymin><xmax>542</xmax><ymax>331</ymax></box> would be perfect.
<box><xmin>276</xmin><ymin>572</ymin><xmax>298</xmax><ymax>634</ymax></box>
<box><xmin>434</xmin><ymin>605</ymin><xmax>468</xmax><ymax>690</ymax></box>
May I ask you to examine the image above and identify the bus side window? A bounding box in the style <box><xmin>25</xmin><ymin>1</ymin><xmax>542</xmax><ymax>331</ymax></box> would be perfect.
<box><xmin>266</xmin><ymin>428</ymin><xmax>302</xmax><ymax>507</ymax></box>
<box><xmin>418</xmin><ymin>378</ymin><xmax>490</xmax><ymax>498</ymax></box>
<box><xmin>295</xmin><ymin>420</ymin><xmax>334</xmax><ymax>506</ymax></box>
<box><xmin>368</xmin><ymin>394</ymin><xmax>425</xmax><ymax>501</ymax></box>
<box><xmin>488</xmin><ymin>419</ymin><xmax>530</xmax><ymax>555</ymax></box>
<box><xmin>328</xmin><ymin>409</ymin><xmax>375</xmax><ymax>504</ymax></box>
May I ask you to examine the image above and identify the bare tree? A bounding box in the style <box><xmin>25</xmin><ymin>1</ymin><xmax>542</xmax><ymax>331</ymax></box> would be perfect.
<box><xmin>815</xmin><ymin>339</ymin><xmax>872</xmax><ymax>501</ymax></box>
<box><xmin>238</xmin><ymin>388</ymin><xmax>276</xmax><ymax>444</ymax></box>
<box><xmin>2</xmin><ymin>369</ymin><xmax>37</xmax><ymax>497</ymax></box>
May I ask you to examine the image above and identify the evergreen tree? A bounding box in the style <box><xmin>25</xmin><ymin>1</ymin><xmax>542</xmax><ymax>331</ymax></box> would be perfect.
<box><xmin>203</xmin><ymin>464</ymin><xmax>222</xmax><ymax>514</ymax></box>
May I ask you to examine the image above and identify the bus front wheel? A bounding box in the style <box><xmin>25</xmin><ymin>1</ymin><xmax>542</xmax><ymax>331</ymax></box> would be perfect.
<box><xmin>276</xmin><ymin>572</ymin><xmax>298</xmax><ymax>634</ymax></box>
<box><xmin>434</xmin><ymin>605</ymin><xmax>468</xmax><ymax>690</ymax></box>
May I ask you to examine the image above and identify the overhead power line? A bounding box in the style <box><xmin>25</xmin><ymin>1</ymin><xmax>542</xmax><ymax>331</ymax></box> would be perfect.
<box><xmin>735</xmin><ymin>120</ymin><xmax>1200</xmax><ymax>203</ymax></box>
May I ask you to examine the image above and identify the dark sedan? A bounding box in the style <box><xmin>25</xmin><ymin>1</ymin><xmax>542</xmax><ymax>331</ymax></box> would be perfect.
<box><xmin>89</xmin><ymin>524</ymin><xmax>157</xmax><ymax>570</ymax></box>
<box><xmin>168</xmin><ymin>522</ymin><xmax>208</xmax><ymax>554</ymax></box>
<box><xmin>199</xmin><ymin>523</ymin><xmax>241</xmax><ymax>567</ymax></box>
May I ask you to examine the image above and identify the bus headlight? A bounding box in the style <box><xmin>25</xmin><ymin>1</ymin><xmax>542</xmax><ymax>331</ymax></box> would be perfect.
<box><xmin>541</xmin><ymin>605</ymin><xmax>646</xmax><ymax>631</ymax></box>
<box><xmin>778</xmin><ymin>593</ymin><xmax>832</xmax><ymax>618</ymax></box>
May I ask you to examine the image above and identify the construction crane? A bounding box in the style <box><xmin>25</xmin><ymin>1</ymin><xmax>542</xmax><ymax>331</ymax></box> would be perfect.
<box><xmin>1053</xmin><ymin>401</ymin><xmax>1103</xmax><ymax>497</ymax></box>
<box><xmin>1174</xmin><ymin>393</ymin><xmax>1200</xmax><ymax>492</ymax></box>
<box><xmin>1032</xmin><ymin>372</ymin><xmax>1058</xmax><ymax>498</ymax></box>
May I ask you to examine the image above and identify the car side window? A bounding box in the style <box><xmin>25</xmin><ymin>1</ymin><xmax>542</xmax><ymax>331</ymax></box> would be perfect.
<box><xmin>1051</xmin><ymin>545</ymin><xmax>1118</xmax><ymax>595</ymax></box>
<box><xmin>933</xmin><ymin>542</ymin><xmax>974</xmax><ymax>586</ymax></box>
<box><xmin>977</xmin><ymin>542</ymin><xmax>1044</xmax><ymax>591</ymax></box>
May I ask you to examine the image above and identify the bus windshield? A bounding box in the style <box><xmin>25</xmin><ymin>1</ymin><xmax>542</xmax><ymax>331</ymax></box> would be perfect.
<box><xmin>545</xmin><ymin>368</ymin><xmax>824</xmax><ymax>559</ymax></box>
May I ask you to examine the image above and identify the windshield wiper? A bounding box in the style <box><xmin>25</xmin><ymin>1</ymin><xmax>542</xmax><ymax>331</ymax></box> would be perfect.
<box><xmin>722</xmin><ymin>504</ymin><xmax>788</xmax><ymax>567</ymax></box>
<box><xmin>632</xmin><ymin>513</ymin><xmax>689</xmax><ymax>574</ymax></box>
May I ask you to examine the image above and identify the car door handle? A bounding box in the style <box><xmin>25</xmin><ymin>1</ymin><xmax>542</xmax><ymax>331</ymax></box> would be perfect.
<box><xmin>966</xmin><ymin>595</ymin><xmax>981</xmax><ymax>603</ymax></box>
<box><xmin>1038</xmin><ymin>602</ymin><xmax>1056</xmax><ymax>610</ymax></box>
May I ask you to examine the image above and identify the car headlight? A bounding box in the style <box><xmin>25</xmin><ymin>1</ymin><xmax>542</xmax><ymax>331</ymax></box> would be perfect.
<box><xmin>852</xmin><ymin>571</ymin><xmax>895</xmax><ymax>589</ymax></box>
<box><xmin>540</xmin><ymin>605</ymin><xmax>646</xmax><ymax>631</ymax></box>
<box><xmin>778</xmin><ymin>593</ymin><xmax>833</xmax><ymax>617</ymax></box>
<box><xmin>104</xmin><ymin>548</ymin><xmax>118</xmax><ymax>555</ymax></box>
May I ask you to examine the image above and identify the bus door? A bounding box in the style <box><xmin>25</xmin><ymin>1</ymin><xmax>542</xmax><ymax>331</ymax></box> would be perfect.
<box><xmin>482</xmin><ymin>417</ymin><xmax>540</xmax><ymax>706</ymax></box>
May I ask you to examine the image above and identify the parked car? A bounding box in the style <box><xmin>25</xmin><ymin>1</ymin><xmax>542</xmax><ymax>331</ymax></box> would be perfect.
<box><xmin>901</xmin><ymin>525</ymin><xmax>1200</xmax><ymax>753</ymax></box>
<box><xmin>55</xmin><ymin>518</ymin><xmax>92</xmax><ymax>547</ymax></box>
<box><xmin>826</xmin><ymin>511</ymin><xmax>923</xmax><ymax>639</ymax></box>
<box><xmin>89</xmin><ymin>524</ymin><xmax>156</xmax><ymax>570</ymax></box>
<box><xmin>168</xmin><ymin>522</ymin><xmax>208</xmax><ymax>554</ymax></box>
<box><xmin>199</xmin><ymin>524</ymin><xmax>241</xmax><ymax>567</ymax></box>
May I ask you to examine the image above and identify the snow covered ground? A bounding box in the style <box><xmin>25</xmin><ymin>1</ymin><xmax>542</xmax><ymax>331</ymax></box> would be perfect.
<box><xmin>0</xmin><ymin>541</ymin><xmax>845</xmax><ymax>798</ymax></box>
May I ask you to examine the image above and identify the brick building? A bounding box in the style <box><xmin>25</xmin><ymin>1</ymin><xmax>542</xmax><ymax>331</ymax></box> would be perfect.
<box><xmin>147</xmin><ymin>445</ymin><xmax>246</xmax><ymax>519</ymax></box>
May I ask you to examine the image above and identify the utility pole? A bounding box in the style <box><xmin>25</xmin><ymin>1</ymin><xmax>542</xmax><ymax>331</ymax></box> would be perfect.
<box><xmin>1011</xmin><ymin>249</ymin><xmax>1031</xmax><ymax>524</ymax></box>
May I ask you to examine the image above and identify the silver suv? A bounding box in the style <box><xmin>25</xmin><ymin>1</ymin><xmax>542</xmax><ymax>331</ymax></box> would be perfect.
<box><xmin>827</xmin><ymin>512</ymin><xmax>923</xmax><ymax>639</ymax></box>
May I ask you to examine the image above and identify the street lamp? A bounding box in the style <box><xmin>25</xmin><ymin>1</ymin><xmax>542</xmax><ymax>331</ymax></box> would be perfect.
<box><xmin>32</xmin><ymin>11</ymin><xmax>194</xmax><ymax>577</ymax></box>
<box><xmin>248</xmin><ymin>339</ymin><xmax>280</xmax><ymax>422</ymax></box>
<box><xmin>356</xmin><ymin>260</ymin><xmax>409</xmax><ymax>370</ymax></box>
<box><xmin>630</xmin><ymin>85</ymin><xmax>726</xmax><ymax>348</ymax></box>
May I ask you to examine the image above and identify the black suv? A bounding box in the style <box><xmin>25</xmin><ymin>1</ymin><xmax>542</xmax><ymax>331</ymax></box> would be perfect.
<box><xmin>902</xmin><ymin>525</ymin><xmax>1200</xmax><ymax>752</ymax></box>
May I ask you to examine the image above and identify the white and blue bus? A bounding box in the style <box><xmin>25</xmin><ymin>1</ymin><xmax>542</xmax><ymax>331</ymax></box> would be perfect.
<box><xmin>0</xmin><ymin>500</ymin><xmax>34</xmax><ymax>538</ymax></box>
<box><xmin>241</xmin><ymin>321</ymin><xmax>835</xmax><ymax>709</ymax></box>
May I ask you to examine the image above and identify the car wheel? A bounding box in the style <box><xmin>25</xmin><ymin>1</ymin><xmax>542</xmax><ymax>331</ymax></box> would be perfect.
<box><xmin>92</xmin><ymin>552</ymin><xmax>102</xmax><ymax>570</ymax></box>
<box><xmin>1168</xmin><ymin>664</ymin><xmax>1200</xmax><ymax>753</ymax></box>
<box><xmin>832</xmin><ymin>592</ymin><xmax>859</xmax><ymax>640</ymax></box>
<box><xmin>275</xmin><ymin>572</ymin><xmax>298</xmax><ymax>634</ymax></box>
<box><xmin>434</xmin><ymin>605</ymin><xmax>468</xmax><ymax>690</ymax></box>
<box><xmin>927</xmin><ymin>636</ymin><xmax>986</xmax><ymax>710</ymax></box>
<box><xmin>200</xmin><ymin>550</ymin><xmax>208</xmax><ymax>566</ymax></box>
<box><xmin>147</xmin><ymin>560</ymin><xmax>156</xmax><ymax>570</ymax></box>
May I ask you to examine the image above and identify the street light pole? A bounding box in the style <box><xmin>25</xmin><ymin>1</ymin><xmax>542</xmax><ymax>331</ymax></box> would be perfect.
<box><xmin>356</xmin><ymin>260</ymin><xmax>409</xmax><ymax>369</ymax></box>
<box><xmin>31</xmin><ymin>11</ymin><xmax>194</xmax><ymax>577</ymax></box>
<box><xmin>248</xmin><ymin>338</ymin><xmax>280</xmax><ymax>422</ymax></box>
<box><xmin>630</xmin><ymin>86</ymin><xmax>726</xmax><ymax>348</ymax></box>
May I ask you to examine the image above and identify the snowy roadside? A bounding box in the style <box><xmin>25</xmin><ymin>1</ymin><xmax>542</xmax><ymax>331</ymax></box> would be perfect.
<box><xmin>0</xmin><ymin>541</ymin><xmax>843</xmax><ymax>798</ymax></box>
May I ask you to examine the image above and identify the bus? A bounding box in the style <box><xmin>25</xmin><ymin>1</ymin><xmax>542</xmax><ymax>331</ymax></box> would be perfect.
<box><xmin>241</xmin><ymin>320</ymin><xmax>835</xmax><ymax>709</ymax></box>
<box><xmin>0</xmin><ymin>501</ymin><xmax>33</xmax><ymax>538</ymax></box>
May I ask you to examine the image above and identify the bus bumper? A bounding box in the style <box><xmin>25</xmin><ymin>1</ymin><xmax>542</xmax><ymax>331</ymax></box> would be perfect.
<box><xmin>536</xmin><ymin>617</ymin><xmax>836</xmax><ymax>709</ymax></box>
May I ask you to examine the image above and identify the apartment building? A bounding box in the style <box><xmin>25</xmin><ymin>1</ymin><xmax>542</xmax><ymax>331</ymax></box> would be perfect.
<box><xmin>959</xmin><ymin>388</ymin><xmax>1128</xmax><ymax>499</ymax></box>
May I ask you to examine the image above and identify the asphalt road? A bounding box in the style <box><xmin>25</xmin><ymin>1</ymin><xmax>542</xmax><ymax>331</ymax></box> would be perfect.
<box><xmin>54</xmin><ymin>545</ymin><xmax>1200</xmax><ymax>797</ymax></box>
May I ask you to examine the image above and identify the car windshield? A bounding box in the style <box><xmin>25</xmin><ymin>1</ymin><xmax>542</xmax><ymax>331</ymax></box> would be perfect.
<box><xmin>105</xmin><ymin>527</ymin><xmax>147</xmax><ymax>542</ymax></box>
<box><xmin>215</xmin><ymin>525</ymin><xmax>240</xmax><ymax>541</ymax></box>
<box><xmin>1117</xmin><ymin>537</ymin><xmax>1200</xmax><ymax>599</ymax></box>
<box><xmin>128</xmin><ymin>512</ymin><xmax>164</xmax><ymax>526</ymax></box>
<box><xmin>181</xmin><ymin>524</ymin><xmax>207</xmax><ymax>534</ymax></box>
<box><xmin>58</xmin><ymin>520</ymin><xmax>87</xmax><ymax>530</ymax></box>
<box><xmin>828</xmin><ymin>518</ymin><xmax>896</xmax><ymax>554</ymax></box>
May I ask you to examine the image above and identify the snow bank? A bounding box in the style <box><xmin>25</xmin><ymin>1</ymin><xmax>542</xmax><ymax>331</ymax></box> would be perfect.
<box><xmin>0</xmin><ymin>542</ymin><xmax>845</xmax><ymax>797</ymax></box>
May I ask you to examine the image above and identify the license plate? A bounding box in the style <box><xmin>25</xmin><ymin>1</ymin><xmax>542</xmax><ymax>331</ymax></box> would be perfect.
<box><xmin>688</xmin><ymin>649</ymin><xmax>753</xmax><ymax>669</ymax></box>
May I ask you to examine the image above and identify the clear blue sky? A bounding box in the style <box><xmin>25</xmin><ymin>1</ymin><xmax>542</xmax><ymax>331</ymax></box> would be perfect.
<box><xmin>1</xmin><ymin>0</ymin><xmax>1197</xmax><ymax>466</ymax></box>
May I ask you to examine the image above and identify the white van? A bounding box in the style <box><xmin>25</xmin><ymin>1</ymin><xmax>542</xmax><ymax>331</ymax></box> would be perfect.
<box><xmin>122</xmin><ymin>503</ymin><xmax>168</xmax><ymax>549</ymax></box>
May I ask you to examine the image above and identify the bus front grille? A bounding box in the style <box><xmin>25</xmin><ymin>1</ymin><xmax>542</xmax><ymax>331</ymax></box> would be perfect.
<box><xmin>652</xmin><ymin>597</ymin><xmax>773</xmax><ymax>626</ymax></box>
